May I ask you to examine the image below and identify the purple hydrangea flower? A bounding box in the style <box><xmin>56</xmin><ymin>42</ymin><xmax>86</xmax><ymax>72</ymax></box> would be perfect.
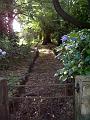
<box><xmin>0</xmin><ymin>49</ymin><xmax>6</xmax><ymax>57</ymax></box>
<box><xmin>71</xmin><ymin>37</ymin><xmax>77</xmax><ymax>41</ymax></box>
<box><xmin>0</xmin><ymin>49</ymin><xmax>2</xmax><ymax>56</ymax></box>
<box><xmin>2</xmin><ymin>51</ymin><xmax>6</xmax><ymax>56</ymax></box>
<box><xmin>61</xmin><ymin>35</ymin><xmax>68</xmax><ymax>42</ymax></box>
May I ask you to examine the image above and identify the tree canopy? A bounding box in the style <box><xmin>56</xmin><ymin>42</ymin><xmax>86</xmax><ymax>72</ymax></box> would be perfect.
<box><xmin>52</xmin><ymin>0</ymin><xmax>90</xmax><ymax>28</ymax></box>
<box><xmin>0</xmin><ymin>0</ymin><xmax>90</xmax><ymax>45</ymax></box>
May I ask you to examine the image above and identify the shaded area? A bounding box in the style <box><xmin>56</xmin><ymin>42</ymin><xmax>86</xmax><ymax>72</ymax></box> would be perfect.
<box><xmin>9</xmin><ymin>44</ymin><xmax>74</xmax><ymax>120</ymax></box>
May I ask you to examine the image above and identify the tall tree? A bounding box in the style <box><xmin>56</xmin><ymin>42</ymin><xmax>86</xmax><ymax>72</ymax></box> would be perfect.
<box><xmin>0</xmin><ymin>0</ymin><xmax>15</xmax><ymax>35</ymax></box>
<box><xmin>15</xmin><ymin>0</ymin><xmax>62</xmax><ymax>44</ymax></box>
<box><xmin>13</xmin><ymin>0</ymin><xmax>90</xmax><ymax>46</ymax></box>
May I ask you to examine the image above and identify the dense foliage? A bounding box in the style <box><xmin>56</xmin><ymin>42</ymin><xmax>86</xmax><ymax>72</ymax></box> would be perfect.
<box><xmin>60</xmin><ymin>0</ymin><xmax>90</xmax><ymax>22</ymax></box>
<box><xmin>55</xmin><ymin>29</ymin><xmax>90</xmax><ymax>81</ymax></box>
<box><xmin>0</xmin><ymin>0</ymin><xmax>90</xmax><ymax>85</ymax></box>
<box><xmin>0</xmin><ymin>0</ymin><xmax>90</xmax><ymax>45</ymax></box>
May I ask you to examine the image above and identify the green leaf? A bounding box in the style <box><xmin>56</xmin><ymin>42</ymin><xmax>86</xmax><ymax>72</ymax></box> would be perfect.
<box><xmin>85</xmin><ymin>56</ymin><xmax>90</xmax><ymax>62</ymax></box>
<box><xmin>86</xmin><ymin>49</ymin><xmax>90</xmax><ymax>54</ymax></box>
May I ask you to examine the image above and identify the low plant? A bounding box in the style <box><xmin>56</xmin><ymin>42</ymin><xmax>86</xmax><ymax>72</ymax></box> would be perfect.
<box><xmin>55</xmin><ymin>29</ymin><xmax>90</xmax><ymax>81</ymax></box>
<box><xmin>7</xmin><ymin>72</ymin><xmax>20</xmax><ymax>96</ymax></box>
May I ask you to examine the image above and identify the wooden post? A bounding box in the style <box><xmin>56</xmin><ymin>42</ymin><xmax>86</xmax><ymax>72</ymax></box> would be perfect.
<box><xmin>0</xmin><ymin>77</ymin><xmax>9</xmax><ymax>120</ymax></box>
<box><xmin>75</xmin><ymin>76</ymin><xmax>90</xmax><ymax>120</ymax></box>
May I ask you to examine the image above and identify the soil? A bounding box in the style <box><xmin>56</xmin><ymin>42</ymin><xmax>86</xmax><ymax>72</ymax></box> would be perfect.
<box><xmin>0</xmin><ymin>49</ymin><xmax>35</xmax><ymax>78</ymax></box>
<box><xmin>8</xmin><ymin>44</ymin><xmax>74</xmax><ymax>120</ymax></box>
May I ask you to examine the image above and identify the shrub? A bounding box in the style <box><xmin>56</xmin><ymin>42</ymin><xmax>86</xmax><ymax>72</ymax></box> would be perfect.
<box><xmin>55</xmin><ymin>29</ymin><xmax>90</xmax><ymax>81</ymax></box>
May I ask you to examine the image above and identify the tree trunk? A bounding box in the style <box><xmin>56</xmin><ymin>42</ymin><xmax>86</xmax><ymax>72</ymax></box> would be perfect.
<box><xmin>42</xmin><ymin>33</ymin><xmax>52</xmax><ymax>45</ymax></box>
<box><xmin>0</xmin><ymin>0</ymin><xmax>14</xmax><ymax>35</ymax></box>
<box><xmin>52</xmin><ymin>0</ymin><xmax>90</xmax><ymax>29</ymax></box>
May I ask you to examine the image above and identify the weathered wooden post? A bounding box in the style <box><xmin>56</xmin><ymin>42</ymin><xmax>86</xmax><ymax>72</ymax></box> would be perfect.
<box><xmin>75</xmin><ymin>76</ymin><xmax>90</xmax><ymax>120</ymax></box>
<box><xmin>0</xmin><ymin>77</ymin><xmax>9</xmax><ymax>120</ymax></box>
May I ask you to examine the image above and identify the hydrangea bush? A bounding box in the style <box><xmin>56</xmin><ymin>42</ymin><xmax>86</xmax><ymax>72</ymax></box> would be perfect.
<box><xmin>55</xmin><ymin>29</ymin><xmax>90</xmax><ymax>81</ymax></box>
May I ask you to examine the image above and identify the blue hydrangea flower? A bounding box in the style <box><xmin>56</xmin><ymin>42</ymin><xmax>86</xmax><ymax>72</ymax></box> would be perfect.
<box><xmin>2</xmin><ymin>51</ymin><xmax>6</xmax><ymax>56</ymax></box>
<box><xmin>0</xmin><ymin>49</ymin><xmax>2</xmax><ymax>53</ymax></box>
<box><xmin>61</xmin><ymin>35</ymin><xmax>68</xmax><ymax>42</ymax></box>
<box><xmin>0</xmin><ymin>49</ymin><xmax>6</xmax><ymax>57</ymax></box>
<box><xmin>71</xmin><ymin>37</ymin><xmax>77</xmax><ymax>41</ymax></box>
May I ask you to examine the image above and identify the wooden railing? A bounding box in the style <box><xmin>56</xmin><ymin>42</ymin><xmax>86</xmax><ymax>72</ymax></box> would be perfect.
<box><xmin>0</xmin><ymin>77</ymin><xmax>75</xmax><ymax>120</ymax></box>
<box><xmin>0</xmin><ymin>45</ymin><xmax>39</xmax><ymax>120</ymax></box>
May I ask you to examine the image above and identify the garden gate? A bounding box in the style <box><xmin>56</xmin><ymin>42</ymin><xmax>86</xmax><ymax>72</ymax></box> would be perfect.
<box><xmin>9</xmin><ymin>83</ymin><xmax>75</xmax><ymax>120</ymax></box>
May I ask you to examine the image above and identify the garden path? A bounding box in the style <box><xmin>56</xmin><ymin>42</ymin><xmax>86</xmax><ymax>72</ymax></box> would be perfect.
<box><xmin>13</xmin><ymin>44</ymin><xmax>73</xmax><ymax>120</ymax></box>
<box><xmin>26</xmin><ymin>44</ymin><xmax>62</xmax><ymax>86</ymax></box>
<box><xmin>14</xmin><ymin>44</ymin><xmax>65</xmax><ymax>120</ymax></box>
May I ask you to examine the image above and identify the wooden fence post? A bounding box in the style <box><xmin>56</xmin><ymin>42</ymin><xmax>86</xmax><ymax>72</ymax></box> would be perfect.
<box><xmin>75</xmin><ymin>76</ymin><xmax>90</xmax><ymax>120</ymax></box>
<box><xmin>0</xmin><ymin>77</ymin><xmax>9</xmax><ymax>120</ymax></box>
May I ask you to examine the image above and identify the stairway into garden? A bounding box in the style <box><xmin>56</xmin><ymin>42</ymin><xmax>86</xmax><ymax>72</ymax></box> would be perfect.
<box><xmin>26</xmin><ymin>44</ymin><xmax>62</xmax><ymax>86</ymax></box>
<box><xmin>10</xmin><ymin>44</ymin><xmax>74</xmax><ymax>120</ymax></box>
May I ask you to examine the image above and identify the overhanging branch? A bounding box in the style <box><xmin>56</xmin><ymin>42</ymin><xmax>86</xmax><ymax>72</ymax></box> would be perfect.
<box><xmin>52</xmin><ymin>0</ymin><xmax>90</xmax><ymax>29</ymax></box>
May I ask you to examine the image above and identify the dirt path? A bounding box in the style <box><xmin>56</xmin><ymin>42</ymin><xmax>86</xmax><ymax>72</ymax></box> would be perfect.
<box><xmin>26</xmin><ymin>45</ymin><xmax>62</xmax><ymax>86</ymax></box>
<box><xmin>12</xmin><ymin>45</ymin><xmax>74</xmax><ymax>120</ymax></box>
